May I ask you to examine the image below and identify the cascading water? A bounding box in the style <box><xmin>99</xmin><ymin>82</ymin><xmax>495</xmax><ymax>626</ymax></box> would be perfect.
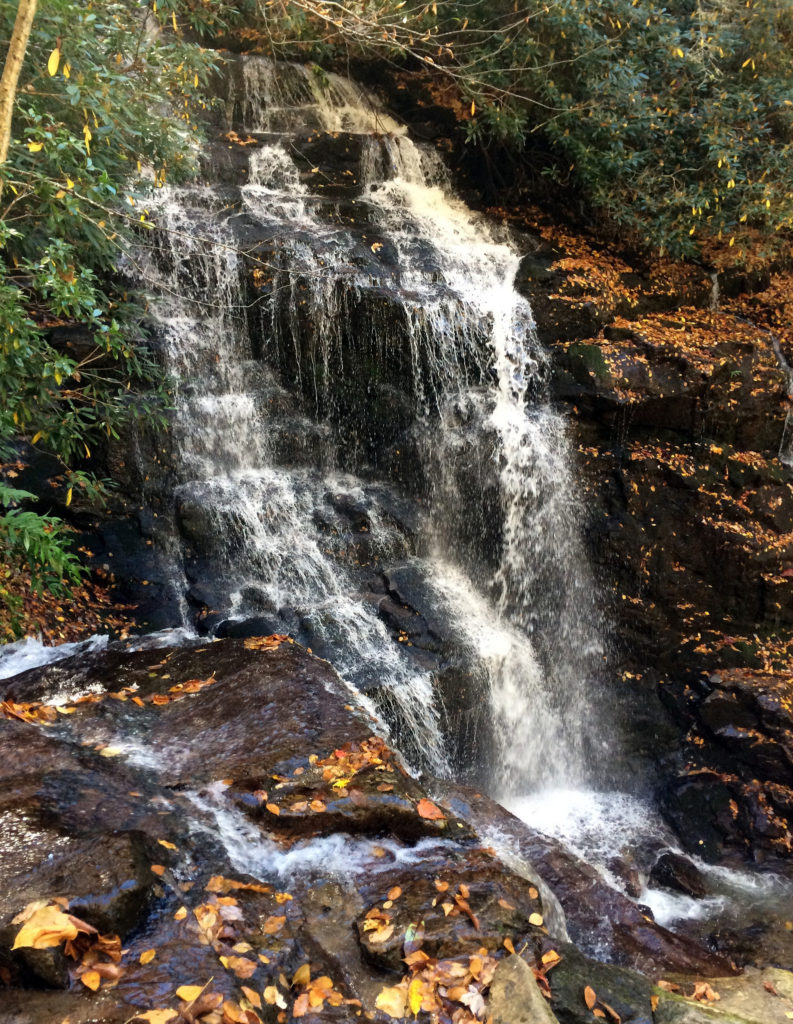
<box><xmin>132</xmin><ymin>55</ymin><xmax>605</xmax><ymax>797</ymax></box>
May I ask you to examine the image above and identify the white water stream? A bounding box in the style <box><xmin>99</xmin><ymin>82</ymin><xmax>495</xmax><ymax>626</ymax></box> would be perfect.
<box><xmin>132</xmin><ymin>56</ymin><xmax>606</xmax><ymax>796</ymax></box>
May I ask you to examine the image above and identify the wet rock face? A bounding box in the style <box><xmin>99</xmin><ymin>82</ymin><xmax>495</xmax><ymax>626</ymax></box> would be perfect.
<box><xmin>0</xmin><ymin>639</ymin><xmax>559</xmax><ymax>1022</ymax></box>
<box><xmin>435</xmin><ymin>784</ymin><xmax>737</xmax><ymax>980</ymax></box>
<box><xmin>0</xmin><ymin>639</ymin><xmax>744</xmax><ymax>1023</ymax></box>
<box><xmin>657</xmin><ymin>669</ymin><xmax>793</xmax><ymax>860</ymax></box>
<box><xmin>508</xmin><ymin>211</ymin><xmax>793</xmax><ymax>858</ymax></box>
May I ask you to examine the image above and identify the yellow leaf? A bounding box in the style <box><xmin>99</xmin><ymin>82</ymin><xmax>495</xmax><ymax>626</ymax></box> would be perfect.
<box><xmin>172</xmin><ymin>11</ymin><xmax>178</xmax><ymax>30</ymax></box>
<box><xmin>376</xmin><ymin>984</ymin><xmax>408</xmax><ymax>1018</ymax></box>
<box><xmin>140</xmin><ymin>948</ymin><xmax>156</xmax><ymax>964</ymax></box>
<box><xmin>55</xmin><ymin>190</ymin><xmax>66</xmax><ymax>199</ymax></box>
<box><xmin>54</xmin><ymin>369</ymin><xmax>62</xmax><ymax>385</ymax></box>
<box><xmin>529</xmin><ymin>912</ymin><xmax>544</xmax><ymax>927</ymax></box>
<box><xmin>63</xmin><ymin>62</ymin><xmax>71</xmax><ymax>79</ymax></box>
<box><xmin>174</xmin><ymin>906</ymin><xmax>188</xmax><ymax>920</ymax></box>
<box><xmin>194</xmin><ymin>73</ymin><xmax>199</xmax><ymax>88</ymax></box>
<box><xmin>292</xmin><ymin>963</ymin><xmax>310</xmax><ymax>987</ymax></box>
<box><xmin>83</xmin><ymin>124</ymin><xmax>92</xmax><ymax>155</ymax></box>
<box><xmin>81</xmin><ymin>969</ymin><xmax>102</xmax><ymax>990</ymax></box>
<box><xmin>65</xmin><ymin>487</ymin><xmax>73</xmax><ymax>507</ymax></box>
<box><xmin>66</xmin><ymin>177</ymin><xmax>74</xmax><ymax>189</ymax></box>
<box><xmin>134</xmin><ymin>1012</ymin><xmax>177</xmax><ymax>1024</ymax></box>
<box><xmin>31</xmin><ymin>431</ymin><xmax>43</xmax><ymax>444</ymax></box>
<box><xmin>470</xmin><ymin>101</ymin><xmax>476</xmax><ymax>116</ymax></box>
<box><xmin>12</xmin><ymin>905</ymin><xmax>79</xmax><ymax>949</ymax></box>
<box><xmin>176</xmin><ymin>985</ymin><xmax>205</xmax><ymax>1002</ymax></box>
<box><xmin>158</xmin><ymin>839</ymin><xmax>177</xmax><ymax>850</ymax></box>
<box><xmin>27</xmin><ymin>141</ymin><xmax>44</xmax><ymax>153</ymax></box>
<box><xmin>48</xmin><ymin>48</ymin><xmax>60</xmax><ymax>76</ymax></box>
<box><xmin>408</xmin><ymin>977</ymin><xmax>423</xmax><ymax>1016</ymax></box>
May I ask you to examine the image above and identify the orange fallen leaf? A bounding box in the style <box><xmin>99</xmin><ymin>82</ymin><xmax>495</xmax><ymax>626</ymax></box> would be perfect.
<box><xmin>293</xmin><ymin>992</ymin><xmax>310</xmax><ymax>1017</ymax></box>
<box><xmin>151</xmin><ymin>865</ymin><xmax>165</xmax><ymax>877</ymax></box>
<box><xmin>140</xmin><ymin>949</ymin><xmax>157</xmax><ymax>965</ymax></box>
<box><xmin>387</xmin><ymin>887</ymin><xmax>402</xmax><ymax>901</ymax></box>
<box><xmin>503</xmin><ymin>937</ymin><xmax>515</xmax><ymax>954</ymax></box>
<box><xmin>12</xmin><ymin>903</ymin><xmax>96</xmax><ymax>950</ymax></box>
<box><xmin>241</xmin><ymin>986</ymin><xmax>262</xmax><ymax>1009</ymax></box>
<box><xmin>158</xmin><ymin>840</ymin><xmax>178</xmax><ymax>851</ymax></box>
<box><xmin>416</xmin><ymin>798</ymin><xmax>444</xmax><ymax>820</ymax></box>
<box><xmin>584</xmin><ymin>985</ymin><xmax>597</xmax><ymax>1009</ymax></box>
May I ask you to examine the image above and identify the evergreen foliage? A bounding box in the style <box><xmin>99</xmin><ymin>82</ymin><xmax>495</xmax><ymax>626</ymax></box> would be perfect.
<box><xmin>0</xmin><ymin>0</ymin><xmax>229</xmax><ymax>631</ymax></box>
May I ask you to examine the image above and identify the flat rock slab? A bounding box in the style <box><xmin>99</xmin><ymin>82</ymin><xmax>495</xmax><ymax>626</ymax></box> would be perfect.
<box><xmin>655</xmin><ymin>968</ymin><xmax>793</xmax><ymax>1023</ymax></box>
<box><xmin>0</xmin><ymin>638</ymin><xmax>557</xmax><ymax>1024</ymax></box>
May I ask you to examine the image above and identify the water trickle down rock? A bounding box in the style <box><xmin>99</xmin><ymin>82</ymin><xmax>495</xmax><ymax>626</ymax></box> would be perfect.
<box><xmin>124</xmin><ymin>54</ymin><xmax>606</xmax><ymax>798</ymax></box>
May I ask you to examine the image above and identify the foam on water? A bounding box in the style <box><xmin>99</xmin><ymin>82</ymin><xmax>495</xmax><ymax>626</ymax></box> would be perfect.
<box><xmin>188</xmin><ymin>782</ymin><xmax>453</xmax><ymax>883</ymax></box>
<box><xmin>0</xmin><ymin>634</ymin><xmax>108</xmax><ymax>682</ymax></box>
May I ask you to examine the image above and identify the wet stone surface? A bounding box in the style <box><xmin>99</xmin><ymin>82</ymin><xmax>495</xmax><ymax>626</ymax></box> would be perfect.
<box><xmin>0</xmin><ymin>638</ymin><xmax>762</xmax><ymax>1023</ymax></box>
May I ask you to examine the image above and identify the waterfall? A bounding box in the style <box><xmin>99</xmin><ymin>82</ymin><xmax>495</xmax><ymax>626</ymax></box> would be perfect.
<box><xmin>132</xmin><ymin>56</ymin><xmax>604</xmax><ymax>794</ymax></box>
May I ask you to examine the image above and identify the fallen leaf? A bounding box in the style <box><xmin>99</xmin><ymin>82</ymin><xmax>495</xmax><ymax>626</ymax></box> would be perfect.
<box><xmin>133</xmin><ymin>1012</ymin><xmax>177</xmax><ymax>1024</ymax></box>
<box><xmin>408</xmin><ymin>976</ymin><xmax>423</xmax><ymax>1015</ymax></box>
<box><xmin>151</xmin><ymin>865</ymin><xmax>165</xmax><ymax>877</ymax></box>
<box><xmin>158</xmin><ymin>840</ymin><xmax>178</xmax><ymax>851</ymax></box>
<box><xmin>388</xmin><ymin>886</ymin><xmax>402</xmax><ymax>901</ymax></box>
<box><xmin>12</xmin><ymin>904</ymin><xmax>96</xmax><ymax>950</ymax></box>
<box><xmin>584</xmin><ymin>985</ymin><xmax>597</xmax><ymax>1009</ymax></box>
<box><xmin>404</xmin><ymin>921</ymin><xmax>425</xmax><ymax>956</ymax></box>
<box><xmin>81</xmin><ymin>969</ymin><xmax>102</xmax><ymax>991</ymax></box>
<box><xmin>174</xmin><ymin>907</ymin><xmax>188</xmax><ymax>921</ymax></box>
<box><xmin>692</xmin><ymin>982</ymin><xmax>719</xmax><ymax>1003</ymax></box>
<box><xmin>219</xmin><ymin>955</ymin><xmax>257</xmax><ymax>979</ymax></box>
<box><xmin>176</xmin><ymin>985</ymin><xmax>206</xmax><ymax>1002</ymax></box>
<box><xmin>292</xmin><ymin>963</ymin><xmax>311</xmax><ymax>987</ymax></box>
<box><xmin>263</xmin><ymin>986</ymin><xmax>287</xmax><ymax>1009</ymax></box>
<box><xmin>376</xmin><ymin>984</ymin><xmax>408</xmax><ymax>1018</ymax></box>
<box><xmin>242</xmin><ymin>986</ymin><xmax>262</xmax><ymax>1009</ymax></box>
<box><xmin>263</xmin><ymin>915</ymin><xmax>286</xmax><ymax>935</ymax></box>
<box><xmin>369</xmin><ymin>924</ymin><xmax>395</xmax><ymax>944</ymax></box>
<box><xmin>140</xmin><ymin>949</ymin><xmax>156</xmax><ymax>965</ymax></box>
<box><xmin>503</xmin><ymin>937</ymin><xmax>515</xmax><ymax>954</ymax></box>
<box><xmin>416</xmin><ymin>798</ymin><xmax>444</xmax><ymax>820</ymax></box>
<box><xmin>265</xmin><ymin>803</ymin><xmax>281</xmax><ymax>816</ymax></box>
<box><xmin>529</xmin><ymin>912</ymin><xmax>544</xmax><ymax>927</ymax></box>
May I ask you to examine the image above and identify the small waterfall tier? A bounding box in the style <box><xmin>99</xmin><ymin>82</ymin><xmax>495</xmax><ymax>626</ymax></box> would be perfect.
<box><xmin>131</xmin><ymin>56</ymin><xmax>604</xmax><ymax>793</ymax></box>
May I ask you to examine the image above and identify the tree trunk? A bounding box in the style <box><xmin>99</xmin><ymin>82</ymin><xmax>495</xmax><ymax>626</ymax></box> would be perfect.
<box><xmin>0</xmin><ymin>0</ymin><xmax>38</xmax><ymax>165</ymax></box>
